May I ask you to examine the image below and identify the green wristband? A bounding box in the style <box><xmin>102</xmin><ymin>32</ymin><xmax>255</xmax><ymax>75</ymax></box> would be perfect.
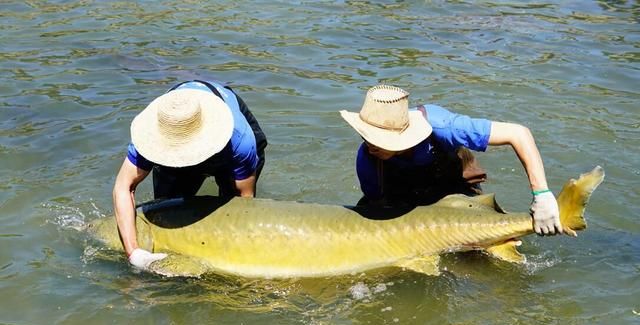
<box><xmin>532</xmin><ymin>189</ymin><xmax>551</xmax><ymax>196</ymax></box>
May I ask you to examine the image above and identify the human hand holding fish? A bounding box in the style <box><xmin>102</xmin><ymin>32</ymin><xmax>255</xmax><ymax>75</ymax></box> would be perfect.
<box><xmin>128</xmin><ymin>248</ymin><xmax>167</xmax><ymax>269</ymax></box>
<box><xmin>530</xmin><ymin>190</ymin><xmax>563</xmax><ymax>236</ymax></box>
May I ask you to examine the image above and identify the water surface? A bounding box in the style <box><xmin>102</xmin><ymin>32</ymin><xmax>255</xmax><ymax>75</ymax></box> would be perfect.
<box><xmin>1</xmin><ymin>0</ymin><xmax>639</xmax><ymax>324</ymax></box>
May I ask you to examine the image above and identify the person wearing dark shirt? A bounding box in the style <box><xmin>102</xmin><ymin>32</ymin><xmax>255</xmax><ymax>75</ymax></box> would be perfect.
<box><xmin>340</xmin><ymin>85</ymin><xmax>561</xmax><ymax>237</ymax></box>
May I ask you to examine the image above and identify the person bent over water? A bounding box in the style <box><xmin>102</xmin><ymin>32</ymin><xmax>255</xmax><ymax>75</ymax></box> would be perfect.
<box><xmin>112</xmin><ymin>80</ymin><xmax>267</xmax><ymax>270</ymax></box>
<box><xmin>340</xmin><ymin>85</ymin><xmax>560</xmax><ymax>237</ymax></box>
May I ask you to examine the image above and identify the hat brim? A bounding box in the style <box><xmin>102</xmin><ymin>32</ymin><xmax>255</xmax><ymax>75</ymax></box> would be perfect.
<box><xmin>131</xmin><ymin>89</ymin><xmax>234</xmax><ymax>167</ymax></box>
<box><xmin>340</xmin><ymin>110</ymin><xmax>432</xmax><ymax>151</ymax></box>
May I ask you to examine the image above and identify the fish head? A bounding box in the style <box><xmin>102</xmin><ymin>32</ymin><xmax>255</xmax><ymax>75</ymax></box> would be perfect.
<box><xmin>86</xmin><ymin>215</ymin><xmax>154</xmax><ymax>252</ymax></box>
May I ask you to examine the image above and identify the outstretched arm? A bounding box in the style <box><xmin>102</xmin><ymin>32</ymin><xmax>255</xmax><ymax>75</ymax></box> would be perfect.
<box><xmin>488</xmin><ymin>121</ymin><xmax>562</xmax><ymax>236</ymax></box>
<box><xmin>113</xmin><ymin>159</ymin><xmax>149</xmax><ymax>255</ymax></box>
<box><xmin>113</xmin><ymin>159</ymin><xmax>167</xmax><ymax>267</ymax></box>
<box><xmin>488</xmin><ymin>122</ymin><xmax>548</xmax><ymax>190</ymax></box>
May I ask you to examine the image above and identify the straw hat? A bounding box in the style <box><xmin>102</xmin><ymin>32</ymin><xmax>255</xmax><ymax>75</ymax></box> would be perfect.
<box><xmin>340</xmin><ymin>85</ymin><xmax>432</xmax><ymax>151</ymax></box>
<box><xmin>130</xmin><ymin>88</ymin><xmax>234</xmax><ymax>167</ymax></box>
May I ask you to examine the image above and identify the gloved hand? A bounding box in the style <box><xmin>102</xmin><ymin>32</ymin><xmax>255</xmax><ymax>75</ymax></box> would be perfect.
<box><xmin>530</xmin><ymin>190</ymin><xmax>562</xmax><ymax>236</ymax></box>
<box><xmin>128</xmin><ymin>248</ymin><xmax>167</xmax><ymax>269</ymax></box>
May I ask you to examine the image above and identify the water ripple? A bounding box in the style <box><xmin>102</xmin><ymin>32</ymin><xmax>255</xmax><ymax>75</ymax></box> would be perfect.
<box><xmin>0</xmin><ymin>0</ymin><xmax>638</xmax><ymax>324</ymax></box>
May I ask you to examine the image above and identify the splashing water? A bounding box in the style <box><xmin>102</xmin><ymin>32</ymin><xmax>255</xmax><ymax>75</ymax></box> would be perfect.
<box><xmin>524</xmin><ymin>250</ymin><xmax>560</xmax><ymax>274</ymax></box>
<box><xmin>42</xmin><ymin>198</ymin><xmax>106</xmax><ymax>231</ymax></box>
<box><xmin>349</xmin><ymin>282</ymin><xmax>371</xmax><ymax>301</ymax></box>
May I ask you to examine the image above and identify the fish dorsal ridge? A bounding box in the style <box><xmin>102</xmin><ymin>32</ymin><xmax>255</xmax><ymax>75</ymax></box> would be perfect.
<box><xmin>433</xmin><ymin>193</ymin><xmax>506</xmax><ymax>213</ymax></box>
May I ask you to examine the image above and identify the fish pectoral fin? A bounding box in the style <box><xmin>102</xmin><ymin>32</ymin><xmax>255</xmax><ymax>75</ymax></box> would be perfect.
<box><xmin>485</xmin><ymin>239</ymin><xmax>525</xmax><ymax>263</ymax></box>
<box><xmin>148</xmin><ymin>253</ymin><xmax>209</xmax><ymax>278</ymax></box>
<box><xmin>395</xmin><ymin>255</ymin><xmax>441</xmax><ymax>276</ymax></box>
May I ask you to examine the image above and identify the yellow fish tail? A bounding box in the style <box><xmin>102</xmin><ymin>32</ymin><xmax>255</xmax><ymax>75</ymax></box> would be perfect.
<box><xmin>557</xmin><ymin>166</ymin><xmax>605</xmax><ymax>237</ymax></box>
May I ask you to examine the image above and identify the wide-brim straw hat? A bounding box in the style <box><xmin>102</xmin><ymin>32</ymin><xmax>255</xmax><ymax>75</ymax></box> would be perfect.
<box><xmin>131</xmin><ymin>88</ymin><xmax>234</xmax><ymax>167</ymax></box>
<box><xmin>340</xmin><ymin>85</ymin><xmax>432</xmax><ymax>151</ymax></box>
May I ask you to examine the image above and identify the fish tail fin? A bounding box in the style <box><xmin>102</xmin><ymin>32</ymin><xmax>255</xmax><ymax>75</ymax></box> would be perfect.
<box><xmin>556</xmin><ymin>166</ymin><xmax>605</xmax><ymax>237</ymax></box>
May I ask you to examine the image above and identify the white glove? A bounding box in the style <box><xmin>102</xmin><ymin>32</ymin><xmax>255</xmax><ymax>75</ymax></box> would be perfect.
<box><xmin>128</xmin><ymin>248</ymin><xmax>167</xmax><ymax>269</ymax></box>
<box><xmin>530</xmin><ymin>191</ymin><xmax>562</xmax><ymax>236</ymax></box>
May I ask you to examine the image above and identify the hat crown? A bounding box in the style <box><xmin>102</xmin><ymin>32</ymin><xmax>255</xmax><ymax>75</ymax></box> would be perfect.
<box><xmin>131</xmin><ymin>88</ymin><xmax>234</xmax><ymax>168</ymax></box>
<box><xmin>156</xmin><ymin>95</ymin><xmax>203</xmax><ymax>145</ymax></box>
<box><xmin>359</xmin><ymin>85</ymin><xmax>410</xmax><ymax>131</ymax></box>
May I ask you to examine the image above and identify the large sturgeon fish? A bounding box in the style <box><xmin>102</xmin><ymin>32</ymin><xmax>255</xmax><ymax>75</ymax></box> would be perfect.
<box><xmin>88</xmin><ymin>166</ymin><xmax>604</xmax><ymax>278</ymax></box>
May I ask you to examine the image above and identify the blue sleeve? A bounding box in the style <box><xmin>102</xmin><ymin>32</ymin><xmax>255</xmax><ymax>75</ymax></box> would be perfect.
<box><xmin>356</xmin><ymin>143</ymin><xmax>383</xmax><ymax>200</ymax></box>
<box><xmin>424</xmin><ymin>105</ymin><xmax>492</xmax><ymax>152</ymax></box>
<box><xmin>176</xmin><ymin>80</ymin><xmax>257</xmax><ymax>180</ymax></box>
<box><xmin>230</xmin><ymin>129</ymin><xmax>258</xmax><ymax>180</ymax></box>
<box><xmin>126</xmin><ymin>143</ymin><xmax>153</xmax><ymax>171</ymax></box>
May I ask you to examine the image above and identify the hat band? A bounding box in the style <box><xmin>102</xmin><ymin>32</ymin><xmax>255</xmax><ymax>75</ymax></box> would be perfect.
<box><xmin>359</xmin><ymin>112</ymin><xmax>409</xmax><ymax>132</ymax></box>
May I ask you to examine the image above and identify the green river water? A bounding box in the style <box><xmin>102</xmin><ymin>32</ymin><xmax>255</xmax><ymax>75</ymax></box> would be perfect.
<box><xmin>1</xmin><ymin>1</ymin><xmax>639</xmax><ymax>324</ymax></box>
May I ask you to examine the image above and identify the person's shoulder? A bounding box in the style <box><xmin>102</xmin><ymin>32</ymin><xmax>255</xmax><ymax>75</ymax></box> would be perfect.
<box><xmin>356</xmin><ymin>143</ymin><xmax>374</xmax><ymax>166</ymax></box>
<box><xmin>126</xmin><ymin>143</ymin><xmax>153</xmax><ymax>170</ymax></box>
<box><xmin>175</xmin><ymin>81</ymin><xmax>212</xmax><ymax>92</ymax></box>
<box><xmin>127</xmin><ymin>142</ymin><xmax>139</xmax><ymax>155</ymax></box>
<box><xmin>417</xmin><ymin>104</ymin><xmax>454</xmax><ymax>127</ymax></box>
<box><xmin>356</xmin><ymin>142</ymin><xmax>370</xmax><ymax>158</ymax></box>
<box><xmin>422</xmin><ymin>104</ymin><xmax>452</xmax><ymax>116</ymax></box>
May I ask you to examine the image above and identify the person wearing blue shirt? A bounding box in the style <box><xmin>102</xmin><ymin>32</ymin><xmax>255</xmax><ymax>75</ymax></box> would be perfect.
<box><xmin>112</xmin><ymin>80</ymin><xmax>267</xmax><ymax>269</ymax></box>
<box><xmin>340</xmin><ymin>85</ymin><xmax>562</xmax><ymax>237</ymax></box>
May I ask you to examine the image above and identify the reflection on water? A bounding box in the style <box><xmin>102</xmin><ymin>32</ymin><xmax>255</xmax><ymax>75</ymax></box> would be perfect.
<box><xmin>1</xmin><ymin>0</ymin><xmax>639</xmax><ymax>324</ymax></box>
